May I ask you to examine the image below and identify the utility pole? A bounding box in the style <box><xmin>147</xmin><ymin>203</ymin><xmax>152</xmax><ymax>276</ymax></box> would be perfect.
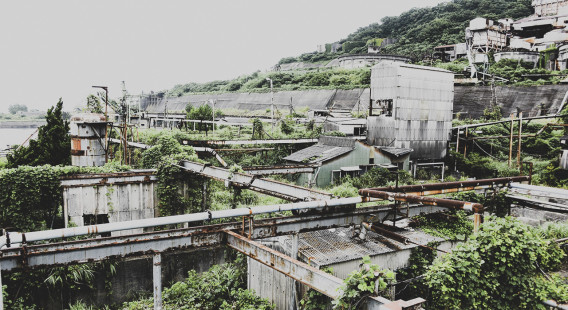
<box><xmin>517</xmin><ymin>112</ymin><xmax>523</xmax><ymax>167</ymax></box>
<box><xmin>121</xmin><ymin>81</ymin><xmax>129</xmax><ymax>165</ymax></box>
<box><xmin>266</xmin><ymin>78</ymin><xmax>274</xmax><ymax>132</ymax></box>
<box><xmin>92</xmin><ymin>85</ymin><xmax>109</xmax><ymax>163</ymax></box>
<box><xmin>211</xmin><ymin>99</ymin><xmax>216</xmax><ymax>137</ymax></box>
<box><xmin>508</xmin><ymin>113</ymin><xmax>515</xmax><ymax>167</ymax></box>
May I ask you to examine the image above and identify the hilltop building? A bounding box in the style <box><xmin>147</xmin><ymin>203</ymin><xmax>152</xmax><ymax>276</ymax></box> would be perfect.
<box><xmin>435</xmin><ymin>0</ymin><xmax>568</xmax><ymax>72</ymax></box>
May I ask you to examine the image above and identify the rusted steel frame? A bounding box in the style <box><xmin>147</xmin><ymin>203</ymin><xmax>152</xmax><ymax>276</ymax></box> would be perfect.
<box><xmin>180</xmin><ymin>161</ymin><xmax>333</xmax><ymax>201</ymax></box>
<box><xmin>365</xmin><ymin>176</ymin><xmax>530</xmax><ymax>194</ymax></box>
<box><xmin>2</xmin><ymin>196</ymin><xmax>365</xmax><ymax>249</ymax></box>
<box><xmin>0</xmin><ymin>204</ymin><xmax>449</xmax><ymax>271</ymax></box>
<box><xmin>108</xmin><ymin>138</ymin><xmax>151</xmax><ymax>150</ymax></box>
<box><xmin>452</xmin><ymin>115</ymin><xmax>560</xmax><ymax>130</ymax></box>
<box><xmin>60</xmin><ymin>170</ymin><xmax>156</xmax><ymax>180</ymax></box>
<box><xmin>243</xmin><ymin>164</ymin><xmax>319</xmax><ymax>171</ymax></box>
<box><xmin>242</xmin><ymin>165</ymin><xmax>317</xmax><ymax>176</ymax></box>
<box><xmin>362</xmin><ymin>222</ymin><xmax>448</xmax><ymax>254</ymax></box>
<box><xmin>214</xmin><ymin>148</ymin><xmax>275</xmax><ymax>152</ymax></box>
<box><xmin>193</xmin><ymin>138</ymin><xmax>318</xmax><ymax>146</ymax></box>
<box><xmin>225</xmin><ymin>229</ymin><xmax>345</xmax><ymax>299</ymax></box>
<box><xmin>507</xmin><ymin>194</ymin><xmax>568</xmax><ymax>213</ymax></box>
<box><xmin>226</xmin><ymin>230</ymin><xmax>423</xmax><ymax>308</ymax></box>
<box><xmin>359</xmin><ymin>190</ymin><xmax>484</xmax><ymax>213</ymax></box>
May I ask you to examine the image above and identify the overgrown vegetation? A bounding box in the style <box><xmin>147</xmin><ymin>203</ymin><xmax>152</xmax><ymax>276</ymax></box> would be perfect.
<box><xmin>425</xmin><ymin>216</ymin><xmax>567</xmax><ymax>309</ymax></box>
<box><xmin>7</xmin><ymin>99</ymin><xmax>70</xmax><ymax>168</ymax></box>
<box><xmin>278</xmin><ymin>0</ymin><xmax>532</xmax><ymax>62</ymax></box>
<box><xmin>120</xmin><ymin>258</ymin><xmax>273</xmax><ymax>310</ymax></box>
<box><xmin>167</xmin><ymin>68</ymin><xmax>371</xmax><ymax>97</ymax></box>
<box><xmin>333</xmin><ymin>256</ymin><xmax>395</xmax><ymax>309</ymax></box>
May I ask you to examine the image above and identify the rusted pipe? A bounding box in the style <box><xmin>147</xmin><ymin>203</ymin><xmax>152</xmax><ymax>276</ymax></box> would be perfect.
<box><xmin>365</xmin><ymin>176</ymin><xmax>530</xmax><ymax>194</ymax></box>
<box><xmin>358</xmin><ymin>189</ymin><xmax>484</xmax><ymax>214</ymax></box>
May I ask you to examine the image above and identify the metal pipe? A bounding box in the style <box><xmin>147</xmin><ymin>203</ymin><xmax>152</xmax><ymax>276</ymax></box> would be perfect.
<box><xmin>358</xmin><ymin>189</ymin><xmax>484</xmax><ymax>213</ymax></box>
<box><xmin>0</xmin><ymin>197</ymin><xmax>370</xmax><ymax>248</ymax></box>
<box><xmin>365</xmin><ymin>176</ymin><xmax>530</xmax><ymax>194</ymax></box>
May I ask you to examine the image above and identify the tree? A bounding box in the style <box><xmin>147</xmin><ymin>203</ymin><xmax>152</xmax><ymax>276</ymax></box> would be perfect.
<box><xmin>426</xmin><ymin>217</ymin><xmax>565</xmax><ymax>309</ymax></box>
<box><xmin>8</xmin><ymin>104</ymin><xmax>27</xmax><ymax>115</ymax></box>
<box><xmin>7</xmin><ymin>99</ymin><xmax>71</xmax><ymax>167</ymax></box>
<box><xmin>189</xmin><ymin>104</ymin><xmax>214</xmax><ymax>134</ymax></box>
<box><xmin>86</xmin><ymin>94</ymin><xmax>103</xmax><ymax>113</ymax></box>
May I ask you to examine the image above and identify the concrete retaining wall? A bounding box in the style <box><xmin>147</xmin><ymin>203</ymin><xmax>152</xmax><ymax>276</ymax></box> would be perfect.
<box><xmin>454</xmin><ymin>84</ymin><xmax>568</xmax><ymax>119</ymax></box>
<box><xmin>145</xmin><ymin>85</ymin><xmax>567</xmax><ymax>120</ymax></box>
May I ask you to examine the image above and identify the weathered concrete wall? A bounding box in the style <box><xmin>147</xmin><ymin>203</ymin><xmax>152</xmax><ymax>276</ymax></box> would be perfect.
<box><xmin>145</xmin><ymin>89</ymin><xmax>371</xmax><ymax>115</ymax></box>
<box><xmin>453</xmin><ymin>84</ymin><xmax>568</xmax><ymax>119</ymax></box>
<box><xmin>61</xmin><ymin>171</ymin><xmax>158</xmax><ymax>236</ymax></box>
<box><xmin>42</xmin><ymin>247</ymin><xmax>229</xmax><ymax>309</ymax></box>
<box><xmin>145</xmin><ymin>85</ymin><xmax>567</xmax><ymax>122</ymax></box>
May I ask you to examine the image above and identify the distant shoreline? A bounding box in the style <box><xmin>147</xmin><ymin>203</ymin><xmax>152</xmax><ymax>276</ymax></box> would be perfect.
<box><xmin>0</xmin><ymin>120</ymin><xmax>46</xmax><ymax>128</ymax></box>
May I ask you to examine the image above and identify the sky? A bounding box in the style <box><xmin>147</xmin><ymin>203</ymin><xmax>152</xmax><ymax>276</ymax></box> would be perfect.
<box><xmin>0</xmin><ymin>0</ymin><xmax>448</xmax><ymax>113</ymax></box>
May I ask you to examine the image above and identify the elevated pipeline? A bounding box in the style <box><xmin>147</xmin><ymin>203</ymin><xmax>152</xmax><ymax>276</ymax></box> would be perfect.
<box><xmin>365</xmin><ymin>176</ymin><xmax>530</xmax><ymax>195</ymax></box>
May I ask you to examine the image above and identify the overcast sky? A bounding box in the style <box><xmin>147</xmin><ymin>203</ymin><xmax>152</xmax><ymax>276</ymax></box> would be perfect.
<box><xmin>0</xmin><ymin>0</ymin><xmax>448</xmax><ymax>113</ymax></box>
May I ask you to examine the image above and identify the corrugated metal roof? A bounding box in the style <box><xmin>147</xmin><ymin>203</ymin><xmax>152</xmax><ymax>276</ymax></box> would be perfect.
<box><xmin>283</xmin><ymin>144</ymin><xmax>352</xmax><ymax>163</ymax></box>
<box><xmin>376</xmin><ymin>147</ymin><xmax>413</xmax><ymax>158</ymax></box>
<box><xmin>318</xmin><ymin>136</ymin><xmax>356</xmax><ymax>147</ymax></box>
<box><xmin>281</xmin><ymin>227</ymin><xmax>442</xmax><ymax>266</ymax></box>
<box><xmin>283</xmin><ymin>136</ymin><xmax>355</xmax><ymax>163</ymax></box>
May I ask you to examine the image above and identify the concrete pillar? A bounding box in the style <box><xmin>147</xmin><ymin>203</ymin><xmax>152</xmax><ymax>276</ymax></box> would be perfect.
<box><xmin>290</xmin><ymin>233</ymin><xmax>299</xmax><ymax>310</ymax></box>
<box><xmin>202</xmin><ymin>180</ymin><xmax>207</xmax><ymax>212</ymax></box>
<box><xmin>153</xmin><ymin>252</ymin><xmax>162</xmax><ymax>310</ymax></box>
<box><xmin>0</xmin><ymin>261</ymin><xmax>3</xmax><ymax>310</ymax></box>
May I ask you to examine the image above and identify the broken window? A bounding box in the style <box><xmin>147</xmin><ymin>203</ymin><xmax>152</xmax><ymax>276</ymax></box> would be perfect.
<box><xmin>370</xmin><ymin>99</ymin><xmax>393</xmax><ymax>117</ymax></box>
<box><xmin>83</xmin><ymin>214</ymin><xmax>110</xmax><ymax>237</ymax></box>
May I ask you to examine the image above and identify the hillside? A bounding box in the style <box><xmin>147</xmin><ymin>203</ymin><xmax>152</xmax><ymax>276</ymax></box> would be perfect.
<box><xmin>166</xmin><ymin>0</ymin><xmax>536</xmax><ymax>97</ymax></box>
<box><xmin>281</xmin><ymin>0</ymin><xmax>533</xmax><ymax>63</ymax></box>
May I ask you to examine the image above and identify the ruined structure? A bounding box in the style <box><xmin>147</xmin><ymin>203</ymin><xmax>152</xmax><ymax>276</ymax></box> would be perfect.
<box><xmin>367</xmin><ymin>62</ymin><xmax>454</xmax><ymax>160</ymax></box>
<box><xmin>70</xmin><ymin>113</ymin><xmax>107</xmax><ymax>167</ymax></box>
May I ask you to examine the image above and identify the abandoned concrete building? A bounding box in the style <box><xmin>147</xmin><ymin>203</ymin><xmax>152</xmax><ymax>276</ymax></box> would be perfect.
<box><xmin>434</xmin><ymin>0</ymin><xmax>568</xmax><ymax>74</ymax></box>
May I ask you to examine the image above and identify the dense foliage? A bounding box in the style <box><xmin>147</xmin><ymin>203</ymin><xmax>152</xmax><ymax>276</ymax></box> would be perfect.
<box><xmin>425</xmin><ymin>216</ymin><xmax>567</xmax><ymax>309</ymax></box>
<box><xmin>0</xmin><ymin>165</ymin><xmax>62</xmax><ymax>232</ymax></box>
<box><xmin>120</xmin><ymin>261</ymin><xmax>273</xmax><ymax>310</ymax></box>
<box><xmin>7</xmin><ymin>99</ymin><xmax>70</xmax><ymax>167</ymax></box>
<box><xmin>333</xmin><ymin>256</ymin><xmax>395</xmax><ymax>309</ymax></box>
<box><xmin>167</xmin><ymin>68</ymin><xmax>371</xmax><ymax>97</ymax></box>
<box><xmin>277</xmin><ymin>0</ymin><xmax>532</xmax><ymax>63</ymax></box>
<box><xmin>8</xmin><ymin>104</ymin><xmax>28</xmax><ymax>115</ymax></box>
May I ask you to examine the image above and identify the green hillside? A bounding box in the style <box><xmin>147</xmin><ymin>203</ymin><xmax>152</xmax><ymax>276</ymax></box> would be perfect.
<box><xmin>282</xmin><ymin>0</ymin><xmax>533</xmax><ymax>62</ymax></box>
<box><xmin>169</xmin><ymin>0</ymin><xmax>537</xmax><ymax>97</ymax></box>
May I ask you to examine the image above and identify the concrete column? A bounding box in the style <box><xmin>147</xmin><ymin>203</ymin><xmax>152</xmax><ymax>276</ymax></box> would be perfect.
<box><xmin>0</xmin><ymin>261</ymin><xmax>3</xmax><ymax>310</ymax></box>
<box><xmin>290</xmin><ymin>233</ymin><xmax>299</xmax><ymax>310</ymax></box>
<box><xmin>202</xmin><ymin>180</ymin><xmax>207</xmax><ymax>212</ymax></box>
<box><xmin>153</xmin><ymin>252</ymin><xmax>162</xmax><ymax>310</ymax></box>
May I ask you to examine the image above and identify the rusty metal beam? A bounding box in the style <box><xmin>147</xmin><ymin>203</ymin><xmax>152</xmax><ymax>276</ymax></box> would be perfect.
<box><xmin>180</xmin><ymin>160</ymin><xmax>333</xmax><ymax>201</ymax></box>
<box><xmin>225</xmin><ymin>230</ymin><xmax>425</xmax><ymax>309</ymax></box>
<box><xmin>184</xmin><ymin>138</ymin><xmax>318</xmax><ymax>146</ymax></box>
<box><xmin>366</xmin><ymin>176</ymin><xmax>530</xmax><ymax>195</ymax></box>
<box><xmin>0</xmin><ymin>204</ymin><xmax>448</xmax><ymax>271</ymax></box>
<box><xmin>242</xmin><ymin>164</ymin><xmax>318</xmax><ymax>175</ymax></box>
<box><xmin>214</xmin><ymin>148</ymin><xmax>275</xmax><ymax>152</ymax></box>
<box><xmin>359</xmin><ymin>189</ymin><xmax>484</xmax><ymax>214</ymax></box>
<box><xmin>225</xmin><ymin>229</ymin><xmax>344</xmax><ymax>298</ymax></box>
<box><xmin>60</xmin><ymin>172</ymin><xmax>157</xmax><ymax>188</ymax></box>
<box><xmin>108</xmin><ymin>138</ymin><xmax>151</xmax><ymax>149</ymax></box>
